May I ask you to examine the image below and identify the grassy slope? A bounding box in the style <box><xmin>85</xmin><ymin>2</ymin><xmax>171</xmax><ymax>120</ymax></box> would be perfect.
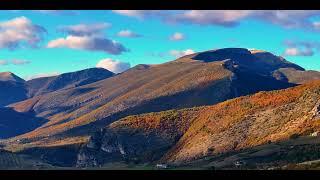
<box><xmin>6</xmin><ymin>59</ymin><xmax>234</xmax><ymax>149</ymax></box>
<box><xmin>75</xmin><ymin>81</ymin><xmax>320</xmax><ymax>168</ymax></box>
<box><xmin>163</xmin><ymin>80</ymin><xmax>320</xmax><ymax>164</ymax></box>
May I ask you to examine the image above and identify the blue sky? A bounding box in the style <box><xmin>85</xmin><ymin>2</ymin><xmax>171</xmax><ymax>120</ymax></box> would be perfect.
<box><xmin>0</xmin><ymin>10</ymin><xmax>320</xmax><ymax>79</ymax></box>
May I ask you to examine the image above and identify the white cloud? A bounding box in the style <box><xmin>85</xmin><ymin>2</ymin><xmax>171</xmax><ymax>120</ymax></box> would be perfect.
<box><xmin>117</xmin><ymin>29</ymin><xmax>141</xmax><ymax>38</ymax></box>
<box><xmin>59</xmin><ymin>23</ymin><xmax>111</xmax><ymax>36</ymax></box>
<box><xmin>26</xmin><ymin>72</ymin><xmax>60</xmax><ymax>80</ymax></box>
<box><xmin>96</xmin><ymin>58</ymin><xmax>131</xmax><ymax>73</ymax></box>
<box><xmin>170</xmin><ymin>10</ymin><xmax>251</xmax><ymax>26</ymax></box>
<box><xmin>283</xmin><ymin>40</ymin><xmax>319</xmax><ymax>56</ymax></box>
<box><xmin>0</xmin><ymin>60</ymin><xmax>8</xmax><ymax>65</ymax></box>
<box><xmin>283</xmin><ymin>47</ymin><xmax>314</xmax><ymax>56</ymax></box>
<box><xmin>169</xmin><ymin>49</ymin><xmax>195</xmax><ymax>58</ymax></box>
<box><xmin>113</xmin><ymin>10</ymin><xmax>320</xmax><ymax>31</ymax></box>
<box><xmin>112</xmin><ymin>10</ymin><xmax>163</xmax><ymax>19</ymax></box>
<box><xmin>0</xmin><ymin>16</ymin><xmax>46</xmax><ymax>49</ymax></box>
<box><xmin>169</xmin><ymin>32</ymin><xmax>185</xmax><ymax>41</ymax></box>
<box><xmin>47</xmin><ymin>35</ymin><xmax>128</xmax><ymax>55</ymax></box>
<box><xmin>11</xmin><ymin>59</ymin><xmax>30</xmax><ymax>65</ymax></box>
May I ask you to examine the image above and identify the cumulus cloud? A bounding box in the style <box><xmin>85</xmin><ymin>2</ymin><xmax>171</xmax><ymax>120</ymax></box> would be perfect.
<box><xmin>169</xmin><ymin>49</ymin><xmax>195</xmax><ymax>58</ymax></box>
<box><xmin>96</xmin><ymin>58</ymin><xmax>131</xmax><ymax>73</ymax></box>
<box><xmin>283</xmin><ymin>47</ymin><xmax>314</xmax><ymax>56</ymax></box>
<box><xmin>59</xmin><ymin>23</ymin><xmax>111</xmax><ymax>36</ymax></box>
<box><xmin>171</xmin><ymin>10</ymin><xmax>320</xmax><ymax>29</ymax></box>
<box><xmin>117</xmin><ymin>30</ymin><xmax>142</xmax><ymax>38</ymax></box>
<box><xmin>0</xmin><ymin>60</ymin><xmax>8</xmax><ymax>65</ymax></box>
<box><xmin>282</xmin><ymin>40</ymin><xmax>319</xmax><ymax>56</ymax></box>
<box><xmin>113</xmin><ymin>10</ymin><xmax>320</xmax><ymax>30</ymax></box>
<box><xmin>26</xmin><ymin>72</ymin><xmax>60</xmax><ymax>80</ymax></box>
<box><xmin>47</xmin><ymin>35</ymin><xmax>128</xmax><ymax>55</ymax></box>
<box><xmin>0</xmin><ymin>16</ymin><xmax>46</xmax><ymax>49</ymax></box>
<box><xmin>169</xmin><ymin>10</ymin><xmax>251</xmax><ymax>27</ymax></box>
<box><xmin>169</xmin><ymin>32</ymin><xmax>185</xmax><ymax>41</ymax></box>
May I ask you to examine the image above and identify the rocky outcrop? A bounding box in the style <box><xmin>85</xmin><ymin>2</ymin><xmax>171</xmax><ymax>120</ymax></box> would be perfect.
<box><xmin>311</xmin><ymin>100</ymin><xmax>320</xmax><ymax>119</ymax></box>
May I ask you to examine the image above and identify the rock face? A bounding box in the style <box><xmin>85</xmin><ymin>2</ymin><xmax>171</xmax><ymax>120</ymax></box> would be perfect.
<box><xmin>311</xmin><ymin>100</ymin><xmax>320</xmax><ymax>119</ymax></box>
<box><xmin>76</xmin><ymin>109</ymin><xmax>199</xmax><ymax>167</ymax></box>
<box><xmin>76</xmin><ymin>129</ymin><xmax>124</xmax><ymax>167</ymax></box>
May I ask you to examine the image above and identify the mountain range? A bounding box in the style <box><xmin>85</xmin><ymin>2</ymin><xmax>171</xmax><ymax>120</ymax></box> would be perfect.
<box><xmin>1</xmin><ymin>48</ymin><xmax>320</xmax><ymax>169</ymax></box>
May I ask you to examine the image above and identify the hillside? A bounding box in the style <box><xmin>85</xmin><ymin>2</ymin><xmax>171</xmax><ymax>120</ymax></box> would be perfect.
<box><xmin>76</xmin><ymin>80</ymin><xmax>320</xmax><ymax>167</ymax></box>
<box><xmin>0</xmin><ymin>72</ymin><xmax>25</xmax><ymax>83</ymax></box>
<box><xmin>0</xmin><ymin>80</ymin><xmax>28</xmax><ymax>107</ymax></box>
<box><xmin>5</xmin><ymin>48</ymin><xmax>305</xmax><ymax>150</ymax></box>
<box><xmin>0</xmin><ymin>149</ymin><xmax>56</xmax><ymax>169</ymax></box>
<box><xmin>273</xmin><ymin>68</ymin><xmax>320</xmax><ymax>84</ymax></box>
<box><xmin>0</xmin><ymin>68</ymin><xmax>113</xmax><ymax>107</ymax></box>
<box><xmin>0</xmin><ymin>108</ymin><xmax>48</xmax><ymax>139</ymax></box>
<box><xmin>0</xmin><ymin>68</ymin><xmax>113</xmax><ymax>138</ymax></box>
<box><xmin>26</xmin><ymin>68</ymin><xmax>114</xmax><ymax>97</ymax></box>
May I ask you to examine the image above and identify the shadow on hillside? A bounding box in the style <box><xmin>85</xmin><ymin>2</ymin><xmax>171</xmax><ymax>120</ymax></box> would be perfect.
<box><xmin>0</xmin><ymin>107</ymin><xmax>48</xmax><ymax>139</ymax></box>
<box><xmin>18</xmin><ymin>143</ymin><xmax>82</xmax><ymax>167</ymax></box>
<box><xmin>57</xmin><ymin>69</ymin><xmax>296</xmax><ymax>139</ymax></box>
<box><xmin>183</xmin><ymin>136</ymin><xmax>320</xmax><ymax>170</ymax></box>
<box><xmin>0</xmin><ymin>81</ymin><xmax>28</xmax><ymax>107</ymax></box>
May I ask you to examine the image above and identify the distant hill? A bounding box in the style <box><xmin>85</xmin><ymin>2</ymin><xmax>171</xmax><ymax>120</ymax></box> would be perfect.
<box><xmin>76</xmin><ymin>80</ymin><xmax>320</xmax><ymax>167</ymax></box>
<box><xmin>273</xmin><ymin>68</ymin><xmax>320</xmax><ymax>84</ymax></box>
<box><xmin>0</xmin><ymin>68</ymin><xmax>114</xmax><ymax>138</ymax></box>
<box><xmin>0</xmin><ymin>72</ymin><xmax>25</xmax><ymax>83</ymax></box>
<box><xmin>0</xmin><ymin>68</ymin><xmax>114</xmax><ymax>107</ymax></box>
<box><xmin>7</xmin><ymin>48</ymin><xmax>316</xmax><ymax>151</ymax></box>
<box><xmin>26</xmin><ymin>68</ymin><xmax>114</xmax><ymax>97</ymax></box>
<box><xmin>0</xmin><ymin>72</ymin><xmax>27</xmax><ymax>106</ymax></box>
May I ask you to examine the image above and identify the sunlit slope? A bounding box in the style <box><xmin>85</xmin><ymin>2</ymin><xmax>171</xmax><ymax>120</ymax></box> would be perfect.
<box><xmin>7</xmin><ymin>48</ymin><xmax>312</xmax><ymax>148</ymax></box>
<box><xmin>77</xmin><ymin>80</ymin><xmax>320</xmax><ymax>167</ymax></box>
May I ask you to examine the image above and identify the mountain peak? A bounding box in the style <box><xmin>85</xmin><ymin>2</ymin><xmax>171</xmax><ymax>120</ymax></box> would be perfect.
<box><xmin>0</xmin><ymin>72</ymin><xmax>25</xmax><ymax>83</ymax></box>
<box><xmin>249</xmin><ymin>49</ymin><xmax>267</xmax><ymax>53</ymax></box>
<box><xmin>175</xmin><ymin>48</ymin><xmax>304</xmax><ymax>74</ymax></box>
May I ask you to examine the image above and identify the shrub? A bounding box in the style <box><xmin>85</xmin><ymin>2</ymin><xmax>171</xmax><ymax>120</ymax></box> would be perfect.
<box><xmin>289</xmin><ymin>133</ymin><xmax>300</xmax><ymax>139</ymax></box>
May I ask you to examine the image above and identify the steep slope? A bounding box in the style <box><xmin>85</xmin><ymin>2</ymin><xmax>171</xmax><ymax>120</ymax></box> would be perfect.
<box><xmin>26</xmin><ymin>68</ymin><xmax>114</xmax><ymax>97</ymax></box>
<box><xmin>0</xmin><ymin>68</ymin><xmax>113</xmax><ymax>107</ymax></box>
<box><xmin>273</xmin><ymin>68</ymin><xmax>320</xmax><ymax>84</ymax></box>
<box><xmin>0</xmin><ymin>72</ymin><xmax>27</xmax><ymax>107</ymax></box>
<box><xmin>0</xmin><ymin>72</ymin><xmax>25</xmax><ymax>83</ymax></box>
<box><xmin>76</xmin><ymin>80</ymin><xmax>320</xmax><ymax>167</ymax></box>
<box><xmin>0</xmin><ymin>68</ymin><xmax>113</xmax><ymax>137</ymax></box>
<box><xmin>0</xmin><ymin>107</ymin><xmax>48</xmax><ymax>139</ymax></box>
<box><xmin>6</xmin><ymin>48</ymin><xmax>304</xmax><ymax>150</ymax></box>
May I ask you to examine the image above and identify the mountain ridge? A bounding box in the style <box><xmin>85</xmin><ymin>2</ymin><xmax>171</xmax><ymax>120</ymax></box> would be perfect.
<box><xmin>4</xmin><ymin>47</ymin><xmax>316</xmax><ymax>151</ymax></box>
